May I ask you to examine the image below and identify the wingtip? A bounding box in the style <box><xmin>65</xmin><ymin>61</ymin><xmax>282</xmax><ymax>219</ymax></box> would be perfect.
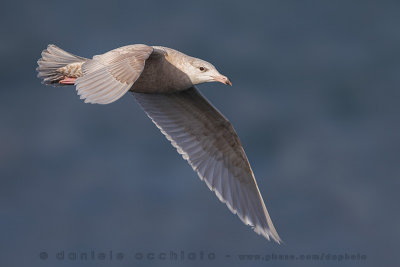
<box><xmin>271</xmin><ymin>233</ymin><xmax>283</xmax><ymax>245</ymax></box>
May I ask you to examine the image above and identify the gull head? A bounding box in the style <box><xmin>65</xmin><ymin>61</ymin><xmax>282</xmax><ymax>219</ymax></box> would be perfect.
<box><xmin>184</xmin><ymin>57</ymin><xmax>232</xmax><ymax>86</ymax></box>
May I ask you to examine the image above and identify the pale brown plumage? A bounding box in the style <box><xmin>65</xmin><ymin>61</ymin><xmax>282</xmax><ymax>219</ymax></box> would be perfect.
<box><xmin>36</xmin><ymin>44</ymin><xmax>281</xmax><ymax>243</ymax></box>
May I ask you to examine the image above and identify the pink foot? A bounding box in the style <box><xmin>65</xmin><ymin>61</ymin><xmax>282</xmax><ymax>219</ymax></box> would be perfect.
<box><xmin>59</xmin><ymin>77</ymin><xmax>76</xmax><ymax>85</ymax></box>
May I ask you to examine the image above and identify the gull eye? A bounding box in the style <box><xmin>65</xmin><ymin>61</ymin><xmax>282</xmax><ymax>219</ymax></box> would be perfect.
<box><xmin>199</xmin><ymin>67</ymin><xmax>206</xmax><ymax>72</ymax></box>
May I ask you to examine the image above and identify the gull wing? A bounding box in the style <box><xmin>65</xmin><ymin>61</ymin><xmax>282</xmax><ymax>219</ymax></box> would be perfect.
<box><xmin>75</xmin><ymin>44</ymin><xmax>153</xmax><ymax>104</ymax></box>
<box><xmin>133</xmin><ymin>87</ymin><xmax>281</xmax><ymax>242</ymax></box>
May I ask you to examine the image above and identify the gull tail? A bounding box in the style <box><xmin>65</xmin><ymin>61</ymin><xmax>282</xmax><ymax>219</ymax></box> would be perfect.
<box><xmin>36</xmin><ymin>44</ymin><xmax>88</xmax><ymax>86</ymax></box>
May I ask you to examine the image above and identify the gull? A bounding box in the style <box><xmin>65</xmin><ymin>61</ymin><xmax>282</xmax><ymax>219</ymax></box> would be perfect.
<box><xmin>36</xmin><ymin>44</ymin><xmax>281</xmax><ymax>243</ymax></box>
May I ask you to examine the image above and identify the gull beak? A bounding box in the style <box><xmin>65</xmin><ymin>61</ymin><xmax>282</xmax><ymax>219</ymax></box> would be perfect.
<box><xmin>212</xmin><ymin>75</ymin><xmax>232</xmax><ymax>86</ymax></box>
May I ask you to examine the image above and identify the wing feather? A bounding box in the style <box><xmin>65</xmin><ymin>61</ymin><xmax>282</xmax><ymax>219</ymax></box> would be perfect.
<box><xmin>133</xmin><ymin>87</ymin><xmax>281</xmax><ymax>243</ymax></box>
<box><xmin>75</xmin><ymin>44</ymin><xmax>153</xmax><ymax>104</ymax></box>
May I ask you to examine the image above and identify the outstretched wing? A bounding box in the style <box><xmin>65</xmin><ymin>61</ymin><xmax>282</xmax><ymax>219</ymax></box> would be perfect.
<box><xmin>76</xmin><ymin>44</ymin><xmax>153</xmax><ymax>104</ymax></box>
<box><xmin>133</xmin><ymin>87</ymin><xmax>281</xmax><ymax>243</ymax></box>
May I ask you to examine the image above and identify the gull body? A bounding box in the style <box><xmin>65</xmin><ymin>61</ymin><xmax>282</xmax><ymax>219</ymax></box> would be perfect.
<box><xmin>37</xmin><ymin>44</ymin><xmax>281</xmax><ymax>243</ymax></box>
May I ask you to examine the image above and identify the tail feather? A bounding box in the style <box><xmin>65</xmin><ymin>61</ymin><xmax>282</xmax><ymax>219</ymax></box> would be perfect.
<box><xmin>37</xmin><ymin>45</ymin><xmax>88</xmax><ymax>86</ymax></box>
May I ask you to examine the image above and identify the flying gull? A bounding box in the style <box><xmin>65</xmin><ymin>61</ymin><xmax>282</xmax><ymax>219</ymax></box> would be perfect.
<box><xmin>36</xmin><ymin>44</ymin><xmax>281</xmax><ymax>243</ymax></box>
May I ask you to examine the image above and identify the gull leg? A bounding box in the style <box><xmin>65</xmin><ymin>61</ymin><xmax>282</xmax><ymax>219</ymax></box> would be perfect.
<box><xmin>59</xmin><ymin>77</ymin><xmax>76</xmax><ymax>85</ymax></box>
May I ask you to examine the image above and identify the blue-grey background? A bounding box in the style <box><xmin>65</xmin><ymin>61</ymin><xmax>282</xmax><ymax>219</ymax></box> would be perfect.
<box><xmin>1</xmin><ymin>0</ymin><xmax>399</xmax><ymax>266</ymax></box>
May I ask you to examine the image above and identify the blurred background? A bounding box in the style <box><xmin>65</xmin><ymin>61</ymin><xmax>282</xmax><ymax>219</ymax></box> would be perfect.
<box><xmin>1</xmin><ymin>0</ymin><xmax>399</xmax><ymax>266</ymax></box>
